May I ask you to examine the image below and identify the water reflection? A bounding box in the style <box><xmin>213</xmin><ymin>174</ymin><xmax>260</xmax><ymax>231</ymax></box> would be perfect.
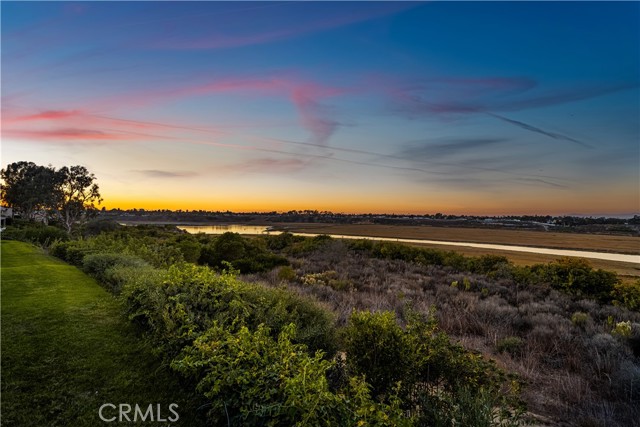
<box><xmin>177</xmin><ymin>225</ymin><xmax>280</xmax><ymax>235</ymax></box>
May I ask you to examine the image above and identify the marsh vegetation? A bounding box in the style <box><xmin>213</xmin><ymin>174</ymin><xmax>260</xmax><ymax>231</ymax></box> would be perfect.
<box><xmin>3</xmin><ymin>221</ymin><xmax>639</xmax><ymax>426</ymax></box>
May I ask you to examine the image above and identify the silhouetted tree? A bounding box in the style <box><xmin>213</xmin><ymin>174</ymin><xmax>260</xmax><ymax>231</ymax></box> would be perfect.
<box><xmin>1</xmin><ymin>161</ymin><xmax>102</xmax><ymax>232</ymax></box>
<box><xmin>0</xmin><ymin>161</ymin><xmax>60</xmax><ymax>222</ymax></box>
<box><xmin>54</xmin><ymin>166</ymin><xmax>102</xmax><ymax>233</ymax></box>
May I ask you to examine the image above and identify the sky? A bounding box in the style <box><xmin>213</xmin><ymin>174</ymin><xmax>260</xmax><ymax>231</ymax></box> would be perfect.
<box><xmin>2</xmin><ymin>1</ymin><xmax>639</xmax><ymax>215</ymax></box>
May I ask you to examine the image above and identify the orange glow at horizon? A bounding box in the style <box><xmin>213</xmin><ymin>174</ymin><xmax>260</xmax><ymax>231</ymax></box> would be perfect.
<box><xmin>104</xmin><ymin>184</ymin><xmax>640</xmax><ymax>216</ymax></box>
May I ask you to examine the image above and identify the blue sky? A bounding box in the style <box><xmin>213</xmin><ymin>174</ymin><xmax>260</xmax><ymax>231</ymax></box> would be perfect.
<box><xmin>2</xmin><ymin>1</ymin><xmax>639</xmax><ymax>214</ymax></box>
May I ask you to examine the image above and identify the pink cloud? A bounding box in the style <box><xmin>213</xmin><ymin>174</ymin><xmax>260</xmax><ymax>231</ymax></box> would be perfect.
<box><xmin>291</xmin><ymin>85</ymin><xmax>343</xmax><ymax>146</ymax></box>
<box><xmin>3</xmin><ymin>128</ymin><xmax>134</xmax><ymax>142</ymax></box>
<box><xmin>8</xmin><ymin>109</ymin><xmax>84</xmax><ymax>122</ymax></box>
<box><xmin>91</xmin><ymin>75</ymin><xmax>348</xmax><ymax>145</ymax></box>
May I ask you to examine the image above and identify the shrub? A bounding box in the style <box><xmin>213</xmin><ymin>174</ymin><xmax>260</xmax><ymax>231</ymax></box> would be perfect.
<box><xmin>496</xmin><ymin>336</ymin><xmax>524</xmax><ymax>358</ymax></box>
<box><xmin>530</xmin><ymin>257</ymin><xmax>619</xmax><ymax>303</ymax></box>
<box><xmin>171</xmin><ymin>323</ymin><xmax>410</xmax><ymax>426</ymax></box>
<box><xmin>264</xmin><ymin>231</ymin><xmax>302</xmax><ymax>251</ymax></box>
<box><xmin>471</xmin><ymin>254</ymin><xmax>511</xmax><ymax>275</ymax></box>
<box><xmin>103</xmin><ymin>264</ymin><xmax>159</xmax><ymax>294</ymax></box>
<box><xmin>612</xmin><ymin>321</ymin><xmax>632</xmax><ymax>338</ymax></box>
<box><xmin>82</xmin><ymin>253</ymin><xmax>150</xmax><ymax>292</ymax></box>
<box><xmin>418</xmin><ymin>385</ymin><xmax>523</xmax><ymax>427</ymax></box>
<box><xmin>301</xmin><ymin>271</ymin><xmax>354</xmax><ymax>292</ymax></box>
<box><xmin>571</xmin><ymin>311</ymin><xmax>590</xmax><ymax>328</ymax></box>
<box><xmin>288</xmin><ymin>234</ymin><xmax>334</xmax><ymax>254</ymax></box>
<box><xmin>120</xmin><ymin>263</ymin><xmax>336</xmax><ymax>356</ymax></box>
<box><xmin>343</xmin><ymin>311</ymin><xmax>409</xmax><ymax>398</ymax></box>
<box><xmin>613</xmin><ymin>281</ymin><xmax>640</xmax><ymax>311</ymax></box>
<box><xmin>240</xmin><ymin>284</ymin><xmax>337</xmax><ymax>354</ymax></box>
<box><xmin>174</xmin><ymin>238</ymin><xmax>201</xmax><ymax>263</ymax></box>
<box><xmin>343</xmin><ymin>310</ymin><xmax>525</xmax><ymax>424</ymax></box>
<box><xmin>198</xmin><ymin>232</ymin><xmax>288</xmax><ymax>273</ymax></box>
<box><xmin>171</xmin><ymin>323</ymin><xmax>337</xmax><ymax>425</ymax></box>
<box><xmin>277</xmin><ymin>265</ymin><xmax>297</xmax><ymax>282</ymax></box>
<box><xmin>82</xmin><ymin>219</ymin><xmax>121</xmax><ymax>236</ymax></box>
<box><xmin>49</xmin><ymin>240</ymin><xmax>97</xmax><ymax>265</ymax></box>
<box><xmin>23</xmin><ymin>225</ymin><xmax>68</xmax><ymax>246</ymax></box>
<box><xmin>1</xmin><ymin>223</ymin><xmax>68</xmax><ymax>246</ymax></box>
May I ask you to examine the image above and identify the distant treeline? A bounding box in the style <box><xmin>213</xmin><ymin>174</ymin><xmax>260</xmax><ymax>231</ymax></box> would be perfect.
<box><xmin>99</xmin><ymin>209</ymin><xmax>640</xmax><ymax>233</ymax></box>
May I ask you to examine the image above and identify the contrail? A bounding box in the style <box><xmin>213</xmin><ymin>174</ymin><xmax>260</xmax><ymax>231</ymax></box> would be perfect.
<box><xmin>488</xmin><ymin>113</ymin><xmax>592</xmax><ymax>148</ymax></box>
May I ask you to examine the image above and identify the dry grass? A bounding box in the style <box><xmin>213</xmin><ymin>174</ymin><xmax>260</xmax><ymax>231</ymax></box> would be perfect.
<box><xmin>280</xmin><ymin>223</ymin><xmax>640</xmax><ymax>254</ymax></box>
<box><xmin>281</xmin><ymin>223</ymin><xmax>640</xmax><ymax>278</ymax></box>
<box><xmin>243</xmin><ymin>239</ymin><xmax>640</xmax><ymax>426</ymax></box>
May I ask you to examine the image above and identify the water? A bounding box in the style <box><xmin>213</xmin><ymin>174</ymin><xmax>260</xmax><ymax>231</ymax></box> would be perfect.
<box><xmin>177</xmin><ymin>224</ymin><xmax>275</xmax><ymax>235</ymax></box>
<box><xmin>178</xmin><ymin>225</ymin><xmax>640</xmax><ymax>264</ymax></box>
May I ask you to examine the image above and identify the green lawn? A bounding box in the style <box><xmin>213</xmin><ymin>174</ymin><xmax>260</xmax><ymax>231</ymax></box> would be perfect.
<box><xmin>1</xmin><ymin>241</ymin><xmax>207</xmax><ymax>426</ymax></box>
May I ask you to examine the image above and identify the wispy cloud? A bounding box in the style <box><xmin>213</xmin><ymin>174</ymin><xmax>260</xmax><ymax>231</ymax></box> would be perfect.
<box><xmin>90</xmin><ymin>75</ymin><xmax>347</xmax><ymax>145</ymax></box>
<box><xmin>290</xmin><ymin>84</ymin><xmax>344</xmax><ymax>145</ymax></box>
<box><xmin>384</xmin><ymin>75</ymin><xmax>636</xmax><ymax>147</ymax></box>
<box><xmin>399</xmin><ymin>138</ymin><xmax>507</xmax><ymax>159</ymax></box>
<box><xmin>7</xmin><ymin>109</ymin><xmax>84</xmax><ymax>122</ymax></box>
<box><xmin>3</xmin><ymin>128</ymin><xmax>134</xmax><ymax>142</ymax></box>
<box><xmin>149</xmin><ymin>2</ymin><xmax>415</xmax><ymax>51</ymax></box>
<box><xmin>492</xmin><ymin>82</ymin><xmax>639</xmax><ymax>112</ymax></box>
<box><xmin>133</xmin><ymin>170</ymin><xmax>198</xmax><ymax>178</ymax></box>
<box><xmin>487</xmin><ymin>113</ymin><xmax>592</xmax><ymax>148</ymax></box>
<box><xmin>217</xmin><ymin>157</ymin><xmax>311</xmax><ymax>174</ymax></box>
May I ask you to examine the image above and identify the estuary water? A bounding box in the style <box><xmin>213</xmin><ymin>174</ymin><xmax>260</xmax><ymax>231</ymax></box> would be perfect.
<box><xmin>177</xmin><ymin>225</ymin><xmax>640</xmax><ymax>264</ymax></box>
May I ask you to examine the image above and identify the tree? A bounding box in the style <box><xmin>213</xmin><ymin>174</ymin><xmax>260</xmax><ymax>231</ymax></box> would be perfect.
<box><xmin>1</xmin><ymin>162</ymin><xmax>102</xmax><ymax>233</ymax></box>
<box><xmin>55</xmin><ymin>166</ymin><xmax>102</xmax><ymax>233</ymax></box>
<box><xmin>0</xmin><ymin>161</ymin><xmax>60</xmax><ymax>222</ymax></box>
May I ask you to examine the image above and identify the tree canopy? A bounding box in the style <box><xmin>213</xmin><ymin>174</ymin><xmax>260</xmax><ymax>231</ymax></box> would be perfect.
<box><xmin>1</xmin><ymin>162</ymin><xmax>102</xmax><ymax>233</ymax></box>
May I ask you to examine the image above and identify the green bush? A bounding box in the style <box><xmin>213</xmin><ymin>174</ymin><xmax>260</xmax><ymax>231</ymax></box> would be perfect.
<box><xmin>1</xmin><ymin>223</ymin><xmax>68</xmax><ymax>246</ymax></box>
<box><xmin>171</xmin><ymin>323</ymin><xmax>337</xmax><ymax>425</ymax></box>
<box><xmin>472</xmin><ymin>254</ymin><xmax>511</xmax><ymax>275</ymax></box>
<box><xmin>171</xmin><ymin>323</ymin><xmax>410</xmax><ymax>427</ymax></box>
<box><xmin>530</xmin><ymin>257</ymin><xmax>619</xmax><ymax>303</ymax></box>
<box><xmin>49</xmin><ymin>240</ymin><xmax>97</xmax><ymax>266</ymax></box>
<box><xmin>612</xmin><ymin>321</ymin><xmax>632</xmax><ymax>338</ymax></box>
<box><xmin>174</xmin><ymin>239</ymin><xmax>201</xmax><ymax>263</ymax></box>
<box><xmin>418</xmin><ymin>385</ymin><xmax>524</xmax><ymax>427</ymax></box>
<box><xmin>264</xmin><ymin>231</ymin><xmax>302</xmax><ymax>251</ymax></box>
<box><xmin>343</xmin><ymin>310</ymin><xmax>525</xmax><ymax>424</ymax></box>
<box><xmin>613</xmin><ymin>280</ymin><xmax>640</xmax><ymax>311</ymax></box>
<box><xmin>82</xmin><ymin>253</ymin><xmax>150</xmax><ymax>292</ymax></box>
<box><xmin>496</xmin><ymin>336</ymin><xmax>524</xmax><ymax>358</ymax></box>
<box><xmin>277</xmin><ymin>265</ymin><xmax>297</xmax><ymax>282</ymax></box>
<box><xmin>82</xmin><ymin>219</ymin><xmax>121</xmax><ymax>237</ymax></box>
<box><xmin>288</xmin><ymin>234</ymin><xmax>334</xmax><ymax>255</ymax></box>
<box><xmin>103</xmin><ymin>264</ymin><xmax>160</xmax><ymax>295</ymax></box>
<box><xmin>301</xmin><ymin>271</ymin><xmax>354</xmax><ymax>292</ymax></box>
<box><xmin>342</xmin><ymin>311</ymin><xmax>409</xmax><ymax>398</ymax></box>
<box><xmin>198</xmin><ymin>232</ymin><xmax>288</xmax><ymax>273</ymax></box>
<box><xmin>571</xmin><ymin>312</ymin><xmax>590</xmax><ymax>328</ymax></box>
<box><xmin>120</xmin><ymin>263</ymin><xmax>336</xmax><ymax>357</ymax></box>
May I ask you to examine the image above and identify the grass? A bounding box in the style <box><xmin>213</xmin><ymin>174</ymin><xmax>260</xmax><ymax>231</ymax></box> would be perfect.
<box><xmin>0</xmin><ymin>241</ymin><xmax>207</xmax><ymax>426</ymax></box>
<box><xmin>281</xmin><ymin>223</ymin><xmax>640</xmax><ymax>278</ymax></box>
<box><xmin>280</xmin><ymin>223</ymin><xmax>640</xmax><ymax>254</ymax></box>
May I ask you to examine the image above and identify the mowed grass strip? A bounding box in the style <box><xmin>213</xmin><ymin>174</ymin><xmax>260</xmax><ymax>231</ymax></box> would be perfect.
<box><xmin>1</xmin><ymin>241</ymin><xmax>206</xmax><ymax>426</ymax></box>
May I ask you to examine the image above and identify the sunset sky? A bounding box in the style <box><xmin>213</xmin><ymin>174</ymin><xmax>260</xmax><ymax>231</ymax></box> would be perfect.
<box><xmin>2</xmin><ymin>1</ymin><xmax>639</xmax><ymax>215</ymax></box>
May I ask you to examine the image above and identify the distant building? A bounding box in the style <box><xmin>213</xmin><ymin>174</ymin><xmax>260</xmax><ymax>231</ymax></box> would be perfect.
<box><xmin>1</xmin><ymin>206</ymin><xmax>13</xmax><ymax>231</ymax></box>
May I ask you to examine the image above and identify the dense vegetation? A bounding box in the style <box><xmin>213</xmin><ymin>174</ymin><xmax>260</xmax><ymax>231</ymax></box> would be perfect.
<box><xmin>4</xmin><ymin>221</ymin><xmax>639</xmax><ymax>425</ymax></box>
